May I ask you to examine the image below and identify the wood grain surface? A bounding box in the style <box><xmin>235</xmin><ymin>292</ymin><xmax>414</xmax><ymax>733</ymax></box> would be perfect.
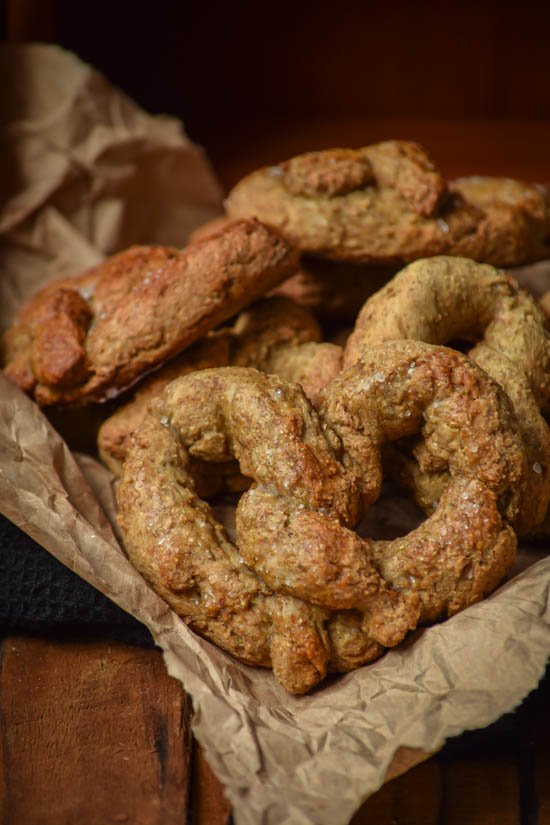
<box><xmin>0</xmin><ymin>638</ymin><xmax>194</xmax><ymax>825</ymax></box>
<box><xmin>0</xmin><ymin>636</ymin><xmax>547</xmax><ymax>824</ymax></box>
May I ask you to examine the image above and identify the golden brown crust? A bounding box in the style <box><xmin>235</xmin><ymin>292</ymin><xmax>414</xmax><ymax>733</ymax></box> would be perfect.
<box><xmin>117</xmin><ymin>343</ymin><xmax>524</xmax><ymax>693</ymax></box>
<box><xmin>97</xmin><ymin>334</ymin><xmax>232</xmax><ymax>475</ymax></box>
<box><xmin>265</xmin><ymin>341</ymin><xmax>343</xmax><ymax>402</ymax></box>
<box><xmin>117</xmin><ymin>368</ymin><xmax>372</xmax><ymax>694</ymax></box>
<box><xmin>2</xmin><ymin>220</ymin><xmax>299</xmax><ymax>406</ymax></box>
<box><xmin>345</xmin><ymin>256</ymin><xmax>550</xmax><ymax>535</ymax></box>
<box><xmin>281</xmin><ymin>149</ymin><xmax>375</xmax><ymax>198</ymax></box>
<box><xmin>226</xmin><ymin>142</ymin><xmax>550</xmax><ymax>266</ymax></box>
<box><xmin>189</xmin><ymin>217</ymin><xmax>398</xmax><ymax>321</ymax></box>
<box><xmin>449</xmin><ymin>176</ymin><xmax>550</xmax><ymax>266</ymax></box>
<box><xmin>318</xmin><ymin>342</ymin><xmax>523</xmax><ymax>623</ymax></box>
<box><xmin>98</xmin><ymin>297</ymin><xmax>341</xmax><ymax>474</ymax></box>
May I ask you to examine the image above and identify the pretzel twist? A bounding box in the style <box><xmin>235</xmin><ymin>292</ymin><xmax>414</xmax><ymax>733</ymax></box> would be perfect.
<box><xmin>226</xmin><ymin>142</ymin><xmax>550</xmax><ymax>266</ymax></box>
<box><xmin>98</xmin><ymin>296</ymin><xmax>342</xmax><ymax>476</ymax></box>
<box><xmin>2</xmin><ymin>219</ymin><xmax>298</xmax><ymax>406</ymax></box>
<box><xmin>345</xmin><ymin>256</ymin><xmax>550</xmax><ymax>535</ymax></box>
<box><xmin>117</xmin><ymin>341</ymin><xmax>525</xmax><ymax>693</ymax></box>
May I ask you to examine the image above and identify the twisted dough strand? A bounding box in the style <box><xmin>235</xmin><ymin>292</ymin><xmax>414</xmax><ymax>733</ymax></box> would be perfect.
<box><xmin>117</xmin><ymin>342</ymin><xmax>525</xmax><ymax>693</ymax></box>
<box><xmin>345</xmin><ymin>256</ymin><xmax>550</xmax><ymax>535</ymax></box>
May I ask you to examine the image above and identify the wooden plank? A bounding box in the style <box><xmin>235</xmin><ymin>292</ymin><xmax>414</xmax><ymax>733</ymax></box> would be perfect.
<box><xmin>439</xmin><ymin>759</ymin><xmax>520</xmax><ymax>825</ymax></box>
<box><xmin>0</xmin><ymin>636</ymin><xmax>192</xmax><ymax>825</ymax></box>
<box><xmin>5</xmin><ymin>0</ymin><xmax>57</xmax><ymax>41</ymax></box>
<box><xmin>350</xmin><ymin>779</ymin><xmax>393</xmax><ymax>825</ymax></box>
<box><xmin>520</xmin><ymin>671</ymin><xmax>550</xmax><ymax>824</ymax></box>
<box><xmin>190</xmin><ymin>744</ymin><xmax>232</xmax><ymax>825</ymax></box>
<box><xmin>534</xmin><ymin>730</ymin><xmax>550</xmax><ymax>824</ymax></box>
<box><xmin>201</xmin><ymin>117</ymin><xmax>550</xmax><ymax>191</ymax></box>
<box><xmin>389</xmin><ymin>758</ymin><xmax>442</xmax><ymax>825</ymax></box>
<box><xmin>385</xmin><ymin>746</ymin><xmax>431</xmax><ymax>783</ymax></box>
<box><xmin>351</xmin><ymin>756</ymin><xmax>441</xmax><ymax>825</ymax></box>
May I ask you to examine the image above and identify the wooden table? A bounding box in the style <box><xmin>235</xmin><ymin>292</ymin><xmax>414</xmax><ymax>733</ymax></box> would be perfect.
<box><xmin>1</xmin><ymin>119</ymin><xmax>550</xmax><ymax>823</ymax></box>
<box><xmin>0</xmin><ymin>637</ymin><xmax>548</xmax><ymax>824</ymax></box>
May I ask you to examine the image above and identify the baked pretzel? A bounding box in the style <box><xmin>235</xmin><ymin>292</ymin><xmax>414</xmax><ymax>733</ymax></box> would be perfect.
<box><xmin>98</xmin><ymin>296</ymin><xmax>342</xmax><ymax>475</ymax></box>
<box><xmin>117</xmin><ymin>342</ymin><xmax>525</xmax><ymax>693</ymax></box>
<box><xmin>345</xmin><ymin>256</ymin><xmax>550</xmax><ymax>535</ymax></box>
<box><xmin>226</xmin><ymin>141</ymin><xmax>550</xmax><ymax>266</ymax></box>
<box><xmin>2</xmin><ymin>219</ymin><xmax>298</xmax><ymax>406</ymax></box>
<box><xmin>190</xmin><ymin>216</ymin><xmax>396</xmax><ymax>322</ymax></box>
<box><xmin>316</xmin><ymin>342</ymin><xmax>524</xmax><ymax>623</ymax></box>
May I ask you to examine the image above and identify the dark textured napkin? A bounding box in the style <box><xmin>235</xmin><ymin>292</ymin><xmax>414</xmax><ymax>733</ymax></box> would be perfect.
<box><xmin>0</xmin><ymin>513</ymin><xmax>153</xmax><ymax>646</ymax></box>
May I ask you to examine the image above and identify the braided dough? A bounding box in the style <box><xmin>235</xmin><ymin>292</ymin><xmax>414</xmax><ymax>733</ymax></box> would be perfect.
<box><xmin>345</xmin><ymin>256</ymin><xmax>550</xmax><ymax>535</ymax></box>
<box><xmin>117</xmin><ymin>342</ymin><xmax>525</xmax><ymax>693</ymax></box>
<box><xmin>226</xmin><ymin>141</ymin><xmax>550</xmax><ymax>266</ymax></box>
<box><xmin>2</xmin><ymin>219</ymin><xmax>298</xmax><ymax>406</ymax></box>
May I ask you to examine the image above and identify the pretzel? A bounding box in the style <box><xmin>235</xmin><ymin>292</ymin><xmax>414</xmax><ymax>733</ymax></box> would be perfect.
<box><xmin>345</xmin><ymin>256</ymin><xmax>550</xmax><ymax>535</ymax></box>
<box><xmin>190</xmin><ymin>216</ymin><xmax>396</xmax><ymax>321</ymax></box>
<box><xmin>316</xmin><ymin>342</ymin><xmax>524</xmax><ymax>623</ymax></box>
<box><xmin>98</xmin><ymin>296</ymin><xmax>342</xmax><ymax>475</ymax></box>
<box><xmin>226</xmin><ymin>141</ymin><xmax>550</xmax><ymax>266</ymax></box>
<box><xmin>117</xmin><ymin>342</ymin><xmax>524</xmax><ymax>693</ymax></box>
<box><xmin>2</xmin><ymin>219</ymin><xmax>298</xmax><ymax>406</ymax></box>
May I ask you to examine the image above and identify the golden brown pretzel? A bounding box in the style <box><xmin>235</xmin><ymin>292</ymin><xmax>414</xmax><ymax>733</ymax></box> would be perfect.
<box><xmin>345</xmin><ymin>256</ymin><xmax>550</xmax><ymax>535</ymax></box>
<box><xmin>98</xmin><ymin>296</ymin><xmax>342</xmax><ymax>475</ymax></box>
<box><xmin>2</xmin><ymin>219</ymin><xmax>298</xmax><ymax>406</ymax></box>
<box><xmin>190</xmin><ymin>215</ymin><xmax>397</xmax><ymax>322</ymax></box>
<box><xmin>117</xmin><ymin>342</ymin><xmax>524</xmax><ymax>693</ymax></box>
<box><xmin>316</xmin><ymin>342</ymin><xmax>524</xmax><ymax>622</ymax></box>
<box><xmin>226</xmin><ymin>142</ymin><xmax>550</xmax><ymax>266</ymax></box>
<box><xmin>117</xmin><ymin>367</ymin><xmax>397</xmax><ymax>694</ymax></box>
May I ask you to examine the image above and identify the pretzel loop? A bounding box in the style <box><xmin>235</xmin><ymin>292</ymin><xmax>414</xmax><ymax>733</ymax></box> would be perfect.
<box><xmin>117</xmin><ymin>342</ymin><xmax>526</xmax><ymax>693</ymax></box>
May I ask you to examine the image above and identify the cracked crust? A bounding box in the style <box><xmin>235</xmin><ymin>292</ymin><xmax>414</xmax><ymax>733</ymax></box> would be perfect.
<box><xmin>2</xmin><ymin>219</ymin><xmax>299</xmax><ymax>406</ymax></box>
<box><xmin>345</xmin><ymin>256</ymin><xmax>550</xmax><ymax>535</ymax></box>
<box><xmin>98</xmin><ymin>296</ymin><xmax>342</xmax><ymax>475</ymax></box>
<box><xmin>226</xmin><ymin>142</ymin><xmax>550</xmax><ymax>265</ymax></box>
<box><xmin>190</xmin><ymin>217</ymin><xmax>398</xmax><ymax>321</ymax></box>
<box><xmin>116</xmin><ymin>366</ymin><xmax>420</xmax><ymax>693</ymax></box>
<box><xmin>117</xmin><ymin>343</ymin><xmax>524</xmax><ymax>693</ymax></box>
<box><xmin>318</xmin><ymin>341</ymin><xmax>524</xmax><ymax>623</ymax></box>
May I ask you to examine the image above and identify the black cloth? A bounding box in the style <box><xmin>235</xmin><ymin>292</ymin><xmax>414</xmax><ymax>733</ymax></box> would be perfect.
<box><xmin>0</xmin><ymin>513</ymin><xmax>153</xmax><ymax>646</ymax></box>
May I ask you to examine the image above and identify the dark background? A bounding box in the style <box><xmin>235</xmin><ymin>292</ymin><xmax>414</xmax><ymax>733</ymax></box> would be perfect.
<box><xmin>6</xmin><ymin>0</ymin><xmax>550</xmax><ymax>120</ymax></box>
<box><xmin>3</xmin><ymin>0</ymin><xmax>550</xmax><ymax>187</ymax></box>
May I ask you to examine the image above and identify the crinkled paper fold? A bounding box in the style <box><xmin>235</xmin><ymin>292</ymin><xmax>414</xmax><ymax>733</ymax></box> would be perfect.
<box><xmin>0</xmin><ymin>43</ymin><xmax>549</xmax><ymax>825</ymax></box>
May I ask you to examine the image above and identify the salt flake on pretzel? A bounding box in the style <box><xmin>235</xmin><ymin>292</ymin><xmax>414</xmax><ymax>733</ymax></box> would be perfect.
<box><xmin>117</xmin><ymin>342</ymin><xmax>525</xmax><ymax>693</ymax></box>
<box><xmin>318</xmin><ymin>341</ymin><xmax>525</xmax><ymax>623</ymax></box>
<box><xmin>345</xmin><ymin>256</ymin><xmax>550</xmax><ymax>535</ymax></box>
<box><xmin>117</xmin><ymin>367</ymin><xmax>395</xmax><ymax>694</ymax></box>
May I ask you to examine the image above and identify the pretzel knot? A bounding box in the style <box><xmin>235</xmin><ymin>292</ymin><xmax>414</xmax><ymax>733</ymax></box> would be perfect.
<box><xmin>345</xmin><ymin>256</ymin><xmax>550</xmax><ymax>535</ymax></box>
<box><xmin>117</xmin><ymin>342</ymin><xmax>526</xmax><ymax>694</ymax></box>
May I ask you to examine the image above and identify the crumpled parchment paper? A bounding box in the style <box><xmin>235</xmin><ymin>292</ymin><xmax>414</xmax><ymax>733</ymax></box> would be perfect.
<box><xmin>0</xmin><ymin>42</ymin><xmax>548</xmax><ymax>825</ymax></box>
